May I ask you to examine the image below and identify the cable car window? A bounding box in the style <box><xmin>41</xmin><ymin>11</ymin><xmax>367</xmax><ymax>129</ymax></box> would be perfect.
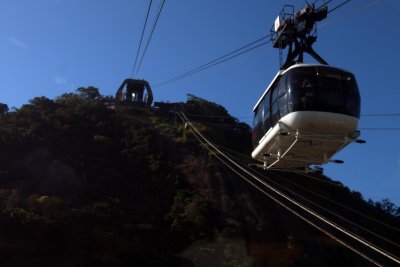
<box><xmin>316</xmin><ymin>69</ymin><xmax>360</xmax><ymax>117</ymax></box>
<box><xmin>287</xmin><ymin>66</ymin><xmax>360</xmax><ymax>118</ymax></box>
<box><xmin>256</xmin><ymin>102</ymin><xmax>263</xmax><ymax>130</ymax></box>
<box><xmin>288</xmin><ymin>68</ymin><xmax>316</xmax><ymax>111</ymax></box>
<box><xmin>344</xmin><ymin>77</ymin><xmax>360</xmax><ymax>118</ymax></box>
<box><xmin>279</xmin><ymin>93</ymin><xmax>288</xmax><ymax>117</ymax></box>
<box><xmin>252</xmin><ymin>105</ymin><xmax>262</xmax><ymax>146</ymax></box>
<box><xmin>263</xmin><ymin>91</ymin><xmax>272</xmax><ymax>130</ymax></box>
<box><xmin>271</xmin><ymin>83</ymin><xmax>280</xmax><ymax>125</ymax></box>
<box><xmin>253</xmin><ymin>106</ymin><xmax>259</xmax><ymax>127</ymax></box>
<box><xmin>277</xmin><ymin>75</ymin><xmax>288</xmax><ymax>117</ymax></box>
<box><xmin>271</xmin><ymin>79</ymin><xmax>280</xmax><ymax>103</ymax></box>
<box><xmin>316</xmin><ymin>76</ymin><xmax>344</xmax><ymax>113</ymax></box>
<box><xmin>253</xmin><ymin>97</ymin><xmax>267</xmax><ymax>146</ymax></box>
<box><xmin>277</xmin><ymin>75</ymin><xmax>287</xmax><ymax>97</ymax></box>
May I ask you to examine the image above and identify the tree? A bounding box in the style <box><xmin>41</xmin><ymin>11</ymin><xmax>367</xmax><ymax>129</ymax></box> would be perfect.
<box><xmin>378</xmin><ymin>198</ymin><xmax>398</xmax><ymax>215</ymax></box>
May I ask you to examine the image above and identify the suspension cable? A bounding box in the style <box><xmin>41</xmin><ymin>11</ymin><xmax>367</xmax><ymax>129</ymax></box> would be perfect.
<box><xmin>201</xmin><ymin>134</ymin><xmax>400</xmax><ymax>236</ymax></box>
<box><xmin>131</xmin><ymin>0</ymin><xmax>153</xmax><ymax>77</ymax></box>
<box><xmin>315</xmin><ymin>0</ymin><xmax>334</xmax><ymax>10</ymax></box>
<box><xmin>194</xmin><ymin>134</ymin><xmax>383</xmax><ymax>266</ymax></box>
<box><xmin>154</xmin><ymin>36</ymin><xmax>270</xmax><ymax>87</ymax></box>
<box><xmin>221</xmin><ymin>145</ymin><xmax>400</xmax><ymax>233</ymax></box>
<box><xmin>181</xmin><ymin>111</ymin><xmax>400</xmax><ymax>265</ymax></box>
<box><xmin>328</xmin><ymin>0</ymin><xmax>352</xmax><ymax>14</ymax></box>
<box><xmin>320</xmin><ymin>0</ymin><xmax>383</xmax><ymax>28</ymax></box>
<box><xmin>184</xmin><ymin>115</ymin><xmax>384</xmax><ymax>266</ymax></box>
<box><xmin>258</xmin><ymin>170</ymin><xmax>400</xmax><ymax>249</ymax></box>
<box><xmin>135</xmin><ymin>0</ymin><xmax>166</xmax><ymax>75</ymax></box>
<box><xmin>213</xmin><ymin>141</ymin><xmax>400</xmax><ymax>244</ymax></box>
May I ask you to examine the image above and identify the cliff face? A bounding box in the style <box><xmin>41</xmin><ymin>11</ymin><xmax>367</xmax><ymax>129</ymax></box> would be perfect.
<box><xmin>0</xmin><ymin>90</ymin><xmax>398</xmax><ymax>266</ymax></box>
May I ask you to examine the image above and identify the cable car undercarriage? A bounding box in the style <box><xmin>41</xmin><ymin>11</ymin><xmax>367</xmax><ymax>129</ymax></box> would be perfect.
<box><xmin>252</xmin><ymin>122</ymin><xmax>364</xmax><ymax>172</ymax></box>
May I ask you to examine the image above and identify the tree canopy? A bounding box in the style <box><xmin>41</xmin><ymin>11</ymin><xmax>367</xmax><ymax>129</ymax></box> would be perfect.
<box><xmin>0</xmin><ymin>89</ymin><xmax>398</xmax><ymax>266</ymax></box>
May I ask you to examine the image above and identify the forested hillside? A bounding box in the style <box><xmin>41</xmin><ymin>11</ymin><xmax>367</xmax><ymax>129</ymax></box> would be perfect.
<box><xmin>0</xmin><ymin>87</ymin><xmax>398</xmax><ymax>266</ymax></box>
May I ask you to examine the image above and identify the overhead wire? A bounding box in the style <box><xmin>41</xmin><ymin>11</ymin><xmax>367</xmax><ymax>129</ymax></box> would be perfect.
<box><xmin>361</xmin><ymin>128</ymin><xmax>400</xmax><ymax>131</ymax></box>
<box><xmin>195</xmin><ymin>119</ymin><xmax>400</xmax><ymax>132</ymax></box>
<box><xmin>184</xmin><ymin>118</ymin><xmax>378</xmax><ymax>265</ymax></box>
<box><xmin>271</xmin><ymin>170</ymin><xmax>400</xmax><ymax>234</ymax></box>
<box><xmin>212</xmin><ymin>142</ymin><xmax>400</xmax><ymax>232</ymax></box>
<box><xmin>216</xmin><ymin>144</ymin><xmax>400</xmax><ymax>234</ymax></box>
<box><xmin>183</xmin><ymin>114</ymin><xmax>400</xmax><ymax>235</ymax></box>
<box><xmin>218</xmin><ymin>144</ymin><xmax>400</xmax><ymax>256</ymax></box>
<box><xmin>262</xmin><ymin>170</ymin><xmax>400</xmax><ymax>249</ymax></box>
<box><xmin>362</xmin><ymin>113</ymin><xmax>400</xmax><ymax>117</ymax></box>
<box><xmin>135</xmin><ymin>0</ymin><xmax>166</xmax><ymax>75</ymax></box>
<box><xmin>149</xmin><ymin>0</ymin><xmax>382</xmax><ymax>90</ymax></box>
<box><xmin>176</xmin><ymin>112</ymin><xmax>400</xmax><ymax>120</ymax></box>
<box><xmin>193</xmin><ymin>133</ymin><xmax>383</xmax><ymax>266</ymax></box>
<box><xmin>184</xmin><ymin>118</ymin><xmax>400</xmax><ymax>255</ymax></box>
<box><xmin>190</xmin><ymin>128</ymin><xmax>345</xmax><ymax>187</ymax></box>
<box><xmin>315</xmin><ymin>0</ymin><xmax>334</xmax><ymax>9</ymax></box>
<box><xmin>327</xmin><ymin>0</ymin><xmax>352</xmax><ymax>14</ymax></box>
<box><xmin>182</xmin><ymin>112</ymin><xmax>400</xmax><ymax>263</ymax></box>
<box><xmin>131</xmin><ymin>0</ymin><xmax>153</xmax><ymax>77</ymax></box>
<box><xmin>181</xmin><ymin>111</ymin><xmax>400</xmax><ymax>266</ymax></box>
<box><xmin>154</xmin><ymin>35</ymin><xmax>271</xmax><ymax>87</ymax></box>
<box><xmin>320</xmin><ymin>0</ymin><xmax>383</xmax><ymax>28</ymax></box>
<box><xmin>184</xmin><ymin>115</ymin><xmax>400</xmax><ymax>133</ymax></box>
<box><xmin>152</xmin><ymin>0</ymin><xmax>381</xmax><ymax>88</ymax></box>
<box><xmin>214</xmin><ymin>148</ymin><xmax>347</xmax><ymax>189</ymax></box>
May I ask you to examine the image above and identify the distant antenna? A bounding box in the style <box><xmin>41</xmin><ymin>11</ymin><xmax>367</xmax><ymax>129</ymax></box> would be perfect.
<box><xmin>270</xmin><ymin>4</ymin><xmax>328</xmax><ymax>69</ymax></box>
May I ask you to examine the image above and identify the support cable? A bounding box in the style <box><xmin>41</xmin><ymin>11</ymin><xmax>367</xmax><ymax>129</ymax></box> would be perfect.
<box><xmin>214</xmin><ymin>143</ymin><xmax>400</xmax><ymax>247</ymax></box>
<box><xmin>154</xmin><ymin>36</ymin><xmax>270</xmax><ymax>87</ymax></box>
<box><xmin>361</xmin><ymin>128</ymin><xmax>400</xmax><ymax>131</ymax></box>
<box><xmin>135</xmin><ymin>0</ymin><xmax>166</xmax><ymax>75</ymax></box>
<box><xmin>363</xmin><ymin>113</ymin><xmax>400</xmax><ymax>117</ymax></box>
<box><xmin>328</xmin><ymin>0</ymin><xmax>352</xmax><ymax>14</ymax></box>
<box><xmin>194</xmin><ymin>135</ymin><xmax>384</xmax><ymax>266</ymax></box>
<box><xmin>175</xmin><ymin>112</ymin><xmax>400</xmax><ymax>120</ymax></box>
<box><xmin>214</xmin><ymin>144</ymin><xmax>400</xmax><ymax>235</ymax></box>
<box><xmin>131</xmin><ymin>0</ymin><xmax>153</xmax><ymax>77</ymax></box>
<box><xmin>183</xmin><ymin>116</ymin><xmax>384</xmax><ymax>266</ymax></box>
<box><xmin>181</xmin><ymin>112</ymin><xmax>400</xmax><ymax>266</ymax></box>
<box><xmin>320</xmin><ymin>0</ymin><xmax>383</xmax><ymax>28</ymax></box>
<box><xmin>257</xmin><ymin>169</ymin><xmax>400</xmax><ymax>250</ymax></box>
<box><xmin>315</xmin><ymin>0</ymin><xmax>334</xmax><ymax>10</ymax></box>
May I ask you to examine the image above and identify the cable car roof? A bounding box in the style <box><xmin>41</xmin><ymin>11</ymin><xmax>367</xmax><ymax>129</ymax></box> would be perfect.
<box><xmin>252</xmin><ymin>63</ymin><xmax>353</xmax><ymax>112</ymax></box>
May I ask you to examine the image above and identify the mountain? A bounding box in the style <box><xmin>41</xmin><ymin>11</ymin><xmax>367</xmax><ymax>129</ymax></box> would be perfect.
<box><xmin>0</xmin><ymin>87</ymin><xmax>398</xmax><ymax>267</ymax></box>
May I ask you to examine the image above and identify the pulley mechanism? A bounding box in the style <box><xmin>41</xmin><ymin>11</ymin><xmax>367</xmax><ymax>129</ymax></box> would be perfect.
<box><xmin>270</xmin><ymin>4</ymin><xmax>328</xmax><ymax>70</ymax></box>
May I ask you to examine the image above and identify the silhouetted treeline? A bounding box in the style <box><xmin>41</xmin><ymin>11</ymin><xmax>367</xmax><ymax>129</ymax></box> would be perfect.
<box><xmin>0</xmin><ymin>88</ymin><xmax>398</xmax><ymax>266</ymax></box>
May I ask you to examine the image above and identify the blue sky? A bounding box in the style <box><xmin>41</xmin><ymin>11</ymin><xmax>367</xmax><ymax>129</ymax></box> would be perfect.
<box><xmin>0</xmin><ymin>0</ymin><xmax>399</xmax><ymax>205</ymax></box>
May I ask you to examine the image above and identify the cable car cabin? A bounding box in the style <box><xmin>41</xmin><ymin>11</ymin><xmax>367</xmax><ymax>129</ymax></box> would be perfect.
<box><xmin>116</xmin><ymin>79</ymin><xmax>153</xmax><ymax>106</ymax></box>
<box><xmin>252</xmin><ymin>64</ymin><xmax>361</xmax><ymax>170</ymax></box>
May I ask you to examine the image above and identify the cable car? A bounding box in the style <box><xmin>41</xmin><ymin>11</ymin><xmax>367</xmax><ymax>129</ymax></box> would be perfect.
<box><xmin>116</xmin><ymin>78</ymin><xmax>153</xmax><ymax>106</ymax></box>
<box><xmin>251</xmin><ymin>63</ymin><xmax>361</xmax><ymax>170</ymax></box>
<box><xmin>251</xmin><ymin>4</ymin><xmax>365</xmax><ymax>171</ymax></box>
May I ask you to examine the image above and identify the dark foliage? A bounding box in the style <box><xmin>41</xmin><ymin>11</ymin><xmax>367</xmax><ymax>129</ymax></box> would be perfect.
<box><xmin>0</xmin><ymin>89</ymin><xmax>398</xmax><ymax>266</ymax></box>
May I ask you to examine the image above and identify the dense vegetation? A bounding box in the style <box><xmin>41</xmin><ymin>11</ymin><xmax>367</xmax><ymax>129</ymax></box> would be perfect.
<box><xmin>0</xmin><ymin>88</ymin><xmax>398</xmax><ymax>266</ymax></box>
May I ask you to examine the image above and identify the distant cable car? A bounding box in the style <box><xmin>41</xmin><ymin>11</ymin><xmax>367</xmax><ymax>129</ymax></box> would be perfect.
<box><xmin>116</xmin><ymin>78</ymin><xmax>153</xmax><ymax>106</ymax></box>
<box><xmin>251</xmin><ymin>63</ymin><xmax>361</xmax><ymax>170</ymax></box>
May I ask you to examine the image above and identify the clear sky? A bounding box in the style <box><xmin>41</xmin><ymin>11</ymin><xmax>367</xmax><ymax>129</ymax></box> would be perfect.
<box><xmin>0</xmin><ymin>0</ymin><xmax>399</xmax><ymax>205</ymax></box>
